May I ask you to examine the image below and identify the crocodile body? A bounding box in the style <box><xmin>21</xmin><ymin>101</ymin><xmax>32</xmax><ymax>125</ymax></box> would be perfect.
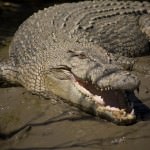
<box><xmin>1</xmin><ymin>0</ymin><xmax>150</xmax><ymax>125</ymax></box>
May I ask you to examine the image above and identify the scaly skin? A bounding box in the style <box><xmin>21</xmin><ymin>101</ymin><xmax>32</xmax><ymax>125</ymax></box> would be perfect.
<box><xmin>0</xmin><ymin>0</ymin><xmax>150</xmax><ymax>125</ymax></box>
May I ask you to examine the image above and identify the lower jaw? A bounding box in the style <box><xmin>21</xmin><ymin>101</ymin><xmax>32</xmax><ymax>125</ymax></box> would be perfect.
<box><xmin>75</xmin><ymin>99</ymin><xmax>136</xmax><ymax>125</ymax></box>
<box><xmin>100</xmin><ymin>114</ymin><xmax>136</xmax><ymax>125</ymax></box>
<box><xmin>95</xmin><ymin>106</ymin><xmax>136</xmax><ymax>125</ymax></box>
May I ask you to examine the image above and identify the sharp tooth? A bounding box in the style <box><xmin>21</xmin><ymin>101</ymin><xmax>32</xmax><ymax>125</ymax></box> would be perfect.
<box><xmin>130</xmin><ymin>109</ymin><xmax>134</xmax><ymax>115</ymax></box>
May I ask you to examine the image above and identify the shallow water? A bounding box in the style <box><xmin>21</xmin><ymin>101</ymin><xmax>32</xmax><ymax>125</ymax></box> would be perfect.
<box><xmin>0</xmin><ymin>1</ymin><xmax>150</xmax><ymax>150</ymax></box>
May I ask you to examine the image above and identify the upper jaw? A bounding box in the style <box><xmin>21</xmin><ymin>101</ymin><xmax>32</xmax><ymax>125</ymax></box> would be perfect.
<box><xmin>97</xmin><ymin>71</ymin><xmax>140</xmax><ymax>91</ymax></box>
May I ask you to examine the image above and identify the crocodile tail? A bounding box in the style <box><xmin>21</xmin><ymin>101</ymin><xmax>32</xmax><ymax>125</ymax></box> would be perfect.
<box><xmin>0</xmin><ymin>60</ymin><xmax>19</xmax><ymax>86</ymax></box>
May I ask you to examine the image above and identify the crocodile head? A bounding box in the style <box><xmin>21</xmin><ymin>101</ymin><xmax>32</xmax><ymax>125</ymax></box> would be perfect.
<box><xmin>44</xmin><ymin>65</ymin><xmax>139</xmax><ymax>125</ymax></box>
<box><xmin>43</xmin><ymin>45</ymin><xmax>139</xmax><ymax>125</ymax></box>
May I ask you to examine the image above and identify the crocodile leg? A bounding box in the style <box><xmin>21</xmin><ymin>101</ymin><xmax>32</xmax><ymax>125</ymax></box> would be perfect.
<box><xmin>0</xmin><ymin>61</ymin><xmax>19</xmax><ymax>85</ymax></box>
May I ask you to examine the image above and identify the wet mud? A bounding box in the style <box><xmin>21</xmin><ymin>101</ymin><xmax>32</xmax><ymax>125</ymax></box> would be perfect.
<box><xmin>0</xmin><ymin>1</ymin><xmax>150</xmax><ymax>150</ymax></box>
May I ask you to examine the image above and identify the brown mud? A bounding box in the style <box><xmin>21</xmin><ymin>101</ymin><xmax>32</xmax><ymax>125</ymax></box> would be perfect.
<box><xmin>0</xmin><ymin>1</ymin><xmax>150</xmax><ymax>150</ymax></box>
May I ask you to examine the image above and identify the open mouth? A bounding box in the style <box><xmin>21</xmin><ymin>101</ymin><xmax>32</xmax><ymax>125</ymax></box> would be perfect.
<box><xmin>72</xmin><ymin>76</ymin><xmax>136</xmax><ymax>125</ymax></box>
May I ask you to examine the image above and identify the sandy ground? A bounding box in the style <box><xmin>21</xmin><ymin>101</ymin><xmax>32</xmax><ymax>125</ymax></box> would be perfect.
<box><xmin>0</xmin><ymin>1</ymin><xmax>150</xmax><ymax>150</ymax></box>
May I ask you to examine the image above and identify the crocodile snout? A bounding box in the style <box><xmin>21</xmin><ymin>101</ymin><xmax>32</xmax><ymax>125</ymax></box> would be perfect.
<box><xmin>97</xmin><ymin>71</ymin><xmax>140</xmax><ymax>91</ymax></box>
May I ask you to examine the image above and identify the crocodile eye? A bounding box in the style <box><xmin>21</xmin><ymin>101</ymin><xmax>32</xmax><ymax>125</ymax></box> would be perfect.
<box><xmin>67</xmin><ymin>50</ymin><xmax>86</xmax><ymax>59</ymax></box>
<box><xmin>79</xmin><ymin>53</ymin><xmax>86</xmax><ymax>59</ymax></box>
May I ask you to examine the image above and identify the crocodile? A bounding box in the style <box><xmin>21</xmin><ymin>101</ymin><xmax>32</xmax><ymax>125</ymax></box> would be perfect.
<box><xmin>0</xmin><ymin>0</ymin><xmax>150</xmax><ymax>125</ymax></box>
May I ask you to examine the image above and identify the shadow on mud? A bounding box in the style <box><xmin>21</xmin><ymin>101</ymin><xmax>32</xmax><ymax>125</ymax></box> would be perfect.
<box><xmin>4</xmin><ymin>127</ymin><xmax>150</xmax><ymax>150</ymax></box>
<box><xmin>0</xmin><ymin>93</ymin><xmax>150</xmax><ymax>142</ymax></box>
<box><xmin>0</xmin><ymin>110</ymin><xmax>94</xmax><ymax>140</ymax></box>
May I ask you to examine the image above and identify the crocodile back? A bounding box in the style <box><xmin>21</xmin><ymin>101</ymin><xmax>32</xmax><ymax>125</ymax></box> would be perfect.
<box><xmin>9</xmin><ymin>0</ymin><xmax>150</xmax><ymax>66</ymax></box>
